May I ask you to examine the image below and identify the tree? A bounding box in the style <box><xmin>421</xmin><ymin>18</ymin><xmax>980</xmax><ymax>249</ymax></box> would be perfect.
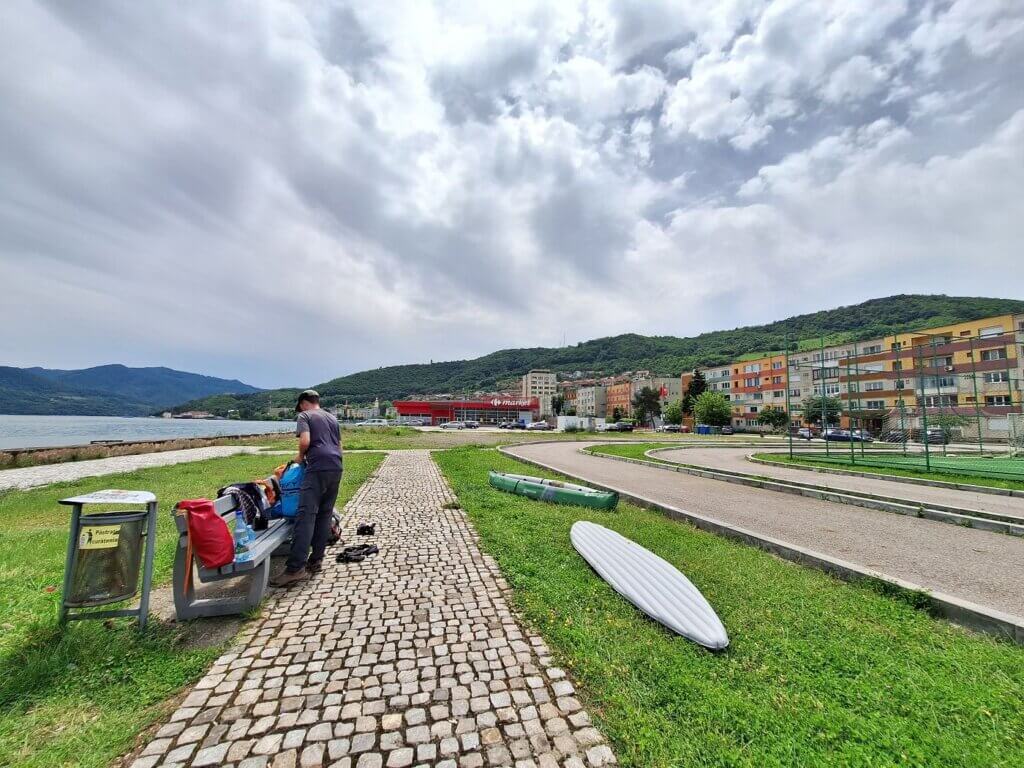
<box><xmin>931</xmin><ymin>413</ymin><xmax>967</xmax><ymax>442</ymax></box>
<box><xmin>802</xmin><ymin>395</ymin><xmax>842</xmax><ymax>426</ymax></box>
<box><xmin>681</xmin><ymin>392</ymin><xmax>694</xmax><ymax>416</ymax></box>
<box><xmin>551</xmin><ymin>394</ymin><xmax>565</xmax><ymax>416</ymax></box>
<box><xmin>631</xmin><ymin>386</ymin><xmax>662</xmax><ymax>427</ymax></box>
<box><xmin>756</xmin><ymin>406</ymin><xmax>790</xmax><ymax>432</ymax></box>
<box><xmin>662</xmin><ymin>399</ymin><xmax>683</xmax><ymax>425</ymax></box>
<box><xmin>684</xmin><ymin>369</ymin><xmax>708</xmax><ymax>402</ymax></box>
<box><xmin>612</xmin><ymin>407</ymin><xmax>622</xmax><ymax>422</ymax></box>
<box><xmin>694</xmin><ymin>391</ymin><xmax>732</xmax><ymax>426</ymax></box>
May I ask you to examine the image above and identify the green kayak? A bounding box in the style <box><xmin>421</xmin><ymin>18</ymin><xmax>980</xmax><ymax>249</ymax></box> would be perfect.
<box><xmin>488</xmin><ymin>471</ymin><xmax>619</xmax><ymax>510</ymax></box>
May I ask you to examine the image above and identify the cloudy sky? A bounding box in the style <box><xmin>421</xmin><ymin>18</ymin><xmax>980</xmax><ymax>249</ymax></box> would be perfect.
<box><xmin>2</xmin><ymin>1</ymin><xmax>1022</xmax><ymax>387</ymax></box>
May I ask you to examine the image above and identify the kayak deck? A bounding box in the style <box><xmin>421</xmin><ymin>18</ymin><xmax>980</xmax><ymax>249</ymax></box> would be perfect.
<box><xmin>488</xmin><ymin>471</ymin><xmax>618</xmax><ymax>510</ymax></box>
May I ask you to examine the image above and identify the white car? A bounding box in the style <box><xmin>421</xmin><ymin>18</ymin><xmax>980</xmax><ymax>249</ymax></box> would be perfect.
<box><xmin>525</xmin><ymin>421</ymin><xmax>551</xmax><ymax>431</ymax></box>
<box><xmin>440</xmin><ymin>421</ymin><xmax>465</xmax><ymax>429</ymax></box>
<box><xmin>355</xmin><ymin>418</ymin><xmax>389</xmax><ymax>427</ymax></box>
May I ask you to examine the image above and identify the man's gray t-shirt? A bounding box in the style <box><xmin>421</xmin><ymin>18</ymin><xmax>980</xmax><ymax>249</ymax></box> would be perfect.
<box><xmin>296</xmin><ymin>409</ymin><xmax>342</xmax><ymax>472</ymax></box>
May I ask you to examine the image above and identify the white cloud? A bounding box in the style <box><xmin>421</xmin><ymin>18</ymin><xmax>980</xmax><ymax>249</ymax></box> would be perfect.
<box><xmin>1</xmin><ymin>0</ymin><xmax>1022</xmax><ymax>387</ymax></box>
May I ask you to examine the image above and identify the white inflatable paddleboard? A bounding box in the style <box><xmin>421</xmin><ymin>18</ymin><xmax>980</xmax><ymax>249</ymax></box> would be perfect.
<box><xmin>570</xmin><ymin>521</ymin><xmax>729</xmax><ymax>650</ymax></box>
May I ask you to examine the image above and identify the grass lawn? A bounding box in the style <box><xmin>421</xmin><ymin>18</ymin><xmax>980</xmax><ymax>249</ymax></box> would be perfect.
<box><xmin>584</xmin><ymin>442</ymin><xmax>678</xmax><ymax>463</ymax></box>
<box><xmin>0</xmin><ymin>451</ymin><xmax>383</xmax><ymax>768</ymax></box>
<box><xmin>244</xmin><ymin>427</ymin><xmax>757</xmax><ymax>453</ymax></box>
<box><xmin>435</xmin><ymin>447</ymin><xmax>1024</xmax><ymax>767</ymax></box>
<box><xmin>755</xmin><ymin>452</ymin><xmax>1024</xmax><ymax>492</ymax></box>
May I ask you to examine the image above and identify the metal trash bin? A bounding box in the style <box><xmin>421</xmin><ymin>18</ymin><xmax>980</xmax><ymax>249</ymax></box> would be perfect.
<box><xmin>59</xmin><ymin>490</ymin><xmax>158</xmax><ymax>628</ymax></box>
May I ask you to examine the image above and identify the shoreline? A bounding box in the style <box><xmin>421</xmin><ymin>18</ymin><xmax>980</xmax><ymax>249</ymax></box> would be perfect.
<box><xmin>0</xmin><ymin>431</ymin><xmax>291</xmax><ymax>469</ymax></box>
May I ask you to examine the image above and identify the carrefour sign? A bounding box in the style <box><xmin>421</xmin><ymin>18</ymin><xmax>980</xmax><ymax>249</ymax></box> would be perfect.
<box><xmin>489</xmin><ymin>398</ymin><xmax>534</xmax><ymax>408</ymax></box>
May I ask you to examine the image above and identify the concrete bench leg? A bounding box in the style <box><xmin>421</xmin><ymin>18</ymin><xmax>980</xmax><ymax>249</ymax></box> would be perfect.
<box><xmin>172</xmin><ymin>539</ymin><xmax>270</xmax><ymax>620</ymax></box>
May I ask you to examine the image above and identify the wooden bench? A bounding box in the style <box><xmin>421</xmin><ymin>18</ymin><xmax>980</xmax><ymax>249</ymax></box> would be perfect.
<box><xmin>172</xmin><ymin>495</ymin><xmax>293</xmax><ymax>620</ymax></box>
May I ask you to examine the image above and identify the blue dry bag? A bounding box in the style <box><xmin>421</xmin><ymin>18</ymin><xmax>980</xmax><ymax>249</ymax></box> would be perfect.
<box><xmin>270</xmin><ymin>462</ymin><xmax>304</xmax><ymax>519</ymax></box>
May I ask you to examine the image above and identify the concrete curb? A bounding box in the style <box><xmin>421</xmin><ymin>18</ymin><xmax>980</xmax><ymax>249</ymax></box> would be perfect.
<box><xmin>499</xmin><ymin>445</ymin><xmax>1024</xmax><ymax>645</ymax></box>
<box><xmin>747</xmin><ymin>453</ymin><xmax>1024</xmax><ymax>498</ymax></box>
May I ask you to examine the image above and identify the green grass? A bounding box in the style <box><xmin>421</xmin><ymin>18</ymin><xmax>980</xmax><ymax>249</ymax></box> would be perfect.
<box><xmin>585</xmin><ymin>442</ymin><xmax>678</xmax><ymax>463</ymax></box>
<box><xmin>756</xmin><ymin>453</ymin><xmax>1024</xmax><ymax>492</ymax></box>
<box><xmin>435</xmin><ymin>447</ymin><xmax>1024</xmax><ymax>767</ymax></box>
<box><xmin>246</xmin><ymin>427</ymin><xmax>754</xmax><ymax>453</ymax></box>
<box><xmin>0</xmin><ymin>451</ymin><xmax>383</xmax><ymax>768</ymax></box>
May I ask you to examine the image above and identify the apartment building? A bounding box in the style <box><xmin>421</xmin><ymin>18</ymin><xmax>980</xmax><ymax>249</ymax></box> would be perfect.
<box><xmin>836</xmin><ymin>314</ymin><xmax>1024</xmax><ymax>437</ymax></box>
<box><xmin>605</xmin><ymin>380</ymin><xmax>633</xmax><ymax>419</ymax></box>
<box><xmin>576</xmin><ymin>385</ymin><xmax>607</xmax><ymax>417</ymax></box>
<box><xmin>633</xmin><ymin>375</ymin><xmax>683</xmax><ymax>412</ymax></box>
<box><xmin>729</xmin><ymin>353</ymin><xmax>789</xmax><ymax>430</ymax></box>
<box><xmin>522</xmin><ymin>369</ymin><xmax>557</xmax><ymax>417</ymax></box>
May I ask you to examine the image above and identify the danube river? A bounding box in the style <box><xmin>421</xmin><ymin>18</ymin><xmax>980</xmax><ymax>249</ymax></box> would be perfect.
<box><xmin>0</xmin><ymin>414</ymin><xmax>294</xmax><ymax>450</ymax></box>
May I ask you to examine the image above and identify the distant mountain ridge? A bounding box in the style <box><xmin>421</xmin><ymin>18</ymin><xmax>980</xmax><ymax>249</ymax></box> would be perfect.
<box><xmin>170</xmin><ymin>294</ymin><xmax>1024</xmax><ymax>419</ymax></box>
<box><xmin>0</xmin><ymin>364</ymin><xmax>261</xmax><ymax>416</ymax></box>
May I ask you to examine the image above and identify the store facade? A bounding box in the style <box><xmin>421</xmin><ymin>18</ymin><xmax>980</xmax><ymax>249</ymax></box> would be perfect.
<box><xmin>394</xmin><ymin>397</ymin><xmax>539</xmax><ymax>426</ymax></box>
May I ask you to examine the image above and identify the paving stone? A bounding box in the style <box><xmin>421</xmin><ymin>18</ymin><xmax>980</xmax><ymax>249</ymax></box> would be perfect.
<box><xmin>114</xmin><ymin>452</ymin><xmax>615</xmax><ymax>767</ymax></box>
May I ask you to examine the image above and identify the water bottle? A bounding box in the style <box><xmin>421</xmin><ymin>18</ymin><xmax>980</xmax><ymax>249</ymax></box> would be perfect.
<box><xmin>233</xmin><ymin>509</ymin><xmax>253</xmax><ymax>562</ymax></box>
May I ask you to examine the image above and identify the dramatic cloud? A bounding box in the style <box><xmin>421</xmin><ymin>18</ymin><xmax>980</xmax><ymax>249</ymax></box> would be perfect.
<box><xmin>1</xmin><ymin>0</ymin><xmax>1022</xmax><ymax>387</ymax></box>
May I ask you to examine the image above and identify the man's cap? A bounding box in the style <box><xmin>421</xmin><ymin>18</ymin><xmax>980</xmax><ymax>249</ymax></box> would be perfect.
<box><xmin>295</xmin><ymin>389</ymin><xmax>320</xmax><ymax>412</ymax></box>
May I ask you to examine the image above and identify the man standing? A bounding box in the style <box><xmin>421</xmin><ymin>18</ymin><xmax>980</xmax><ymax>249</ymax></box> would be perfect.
<box><xmin>271</xmin><ymin>389</ymin><xmax>342</xmax><ymax>586</ymax></box>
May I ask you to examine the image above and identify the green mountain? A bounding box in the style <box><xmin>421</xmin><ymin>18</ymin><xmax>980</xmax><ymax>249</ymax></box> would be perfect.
<box><xmin>1</xmin><ymin>364</ymin><xmax>261</xmax><ymax>416</ymax></box>
<box><xmin>171</xmin><ymin>294</ymin><xmax>1024</xmax><ymax>418</ymax></box>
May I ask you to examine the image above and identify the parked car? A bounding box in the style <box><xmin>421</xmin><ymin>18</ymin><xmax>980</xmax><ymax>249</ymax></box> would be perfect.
<box><xmin>795</xmin><ymin>427</ymin><xmax>815</xmax><ymax>440</ymax></box>
<box><xmin>462</xmin><ymin>420</ymin><xmax>480</xmax><ymax>429</ymax></box>
<box><xmin>924</xmin><ymin>428</ymin><xmax>949</xmax><ymax>445</ymax></box>
<box><xmin>498</xmin><ymin>421</ymin><xmax>512</xmax><ymax>429</ymax></box>
<box><xmin>526</xmin><ymin>421</ymin><xmax>551</xmax><ymax>431</ymax></box>
<box><xmin>656</xmin><ymin>424</ymin><xmax>682</xmax><ymax>433</ymax></box>
<box><xmin>440</xmin><ymin>421</ymin><xmax>465</xmax><ymax>430</ymax></box>
<box><xmin>509</xmin><ymin>421</ymin><xmax>527</xmax><ymax>430</ymax></box>
<box><xmin>355</xmin><ymin>418</ymin><xmax>390</xmax><ymax>427</ymax></box>
<box><xmin>850</xmin><ymin>429</ymin><xmax>874</xmax><ymax>442</ymax></box>
<box><xmin>596</xmin><ymin>422</ymin><xmax>619</xmax><ymax>432</ymax></box>
<box><xmin>720</xmin><ymin>425</ymin><xmax>735</xmax><ymax>435</ymax></box>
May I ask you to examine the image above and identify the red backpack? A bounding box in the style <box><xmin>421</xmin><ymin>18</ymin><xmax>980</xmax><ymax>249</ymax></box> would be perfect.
<box><xmin>176</xmin><ymin>499</ymin><xmax>234</xmax><ymax>569</ymax></box>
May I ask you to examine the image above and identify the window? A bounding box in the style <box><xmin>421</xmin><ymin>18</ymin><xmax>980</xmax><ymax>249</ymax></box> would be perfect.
<box><xmin>772</xmin><ymin>361</ymin><xmax>783</xmax><ymax>369</ymax></box>
<box><xmin>753</xmin><ymin>393</ymin><xmax>763</xmax><ymax>400</ymax></box>
<box><xmin>750</xmin><ymin>406</ymin><xmax>758</xmax><ymax>413</ymax></box>
<box><xmin>980</xmin><ymin>325</ymin><xmax>1004</xmax><ymax>338</ymax></box>
<box><xmin>721</xmin><ymin>382</ymin><xmax>731</xmax><ymax>389</ymax></box>
<box><xmin>981</xmin><ymin>348</ymin><xmax>1007</xmax><ymax>361</ymax></box>
<box><xmin>773</xmin><ymin>390</ymin><xmax>783</xmax><ymax>398</ymax></box>
<box><xmin>923</xmin><ymin>395</ymin><xmax>958</xmax><ymax>407</ymax></box>
<box><xmin>772</xmin><ymin>376</ymin><xmax>783</xmax><ymax>384</ymax></box>
<box><xmin>986</xmin><ymin>395</ymin><xmax>1011</xmax><ymax>406</ymax></box>
<box><xmin>865</xmin><ymin>381</ymin><xmax>884</xmax><ymax>391</ymax></box>
<box><xmin>924</xmin><ymin>376</ymin><xmax>955</xmax><ymax>388</ymax></box>
<box><xmin>863</xmin><ymin>344</ymin><xmax>882</xmax><ymax>354</ymax></box>
<box><xmin>789</xmin><ymin>389</ymin><xmax>801</xmax><ymax>397</ymax></box>
<box><xmin>865</xmin><ymin>400</ymin><xmax>885</xmax><ymax>410</ymax></box>
<box><xmin>891</xmin><ymin>342</ymin><xmax>902</xmax><ymax>351</ymax></box>
<box><xmin>984</xmin><ymin>371</ymin><xmax>1010</xmax><ymax>383</ymax></box>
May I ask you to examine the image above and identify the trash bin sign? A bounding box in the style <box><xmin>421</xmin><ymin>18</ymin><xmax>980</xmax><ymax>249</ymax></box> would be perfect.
<box><xmin>59</xmin><ymin>490</ymin><xmax>158</xmax><ymax>628</ymax></box>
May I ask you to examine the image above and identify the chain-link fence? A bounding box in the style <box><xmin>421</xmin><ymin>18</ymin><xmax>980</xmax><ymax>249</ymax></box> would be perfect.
<box><xmin>768</xmin><ymin>327</ymin><xmax>1024</xmax><ymax>479</ymax></box>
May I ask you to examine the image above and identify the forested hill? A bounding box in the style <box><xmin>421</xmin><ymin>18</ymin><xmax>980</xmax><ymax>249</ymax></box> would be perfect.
<box><xmin>172</xmin><ymin>294</ymin><xmax>1024</xmax><ymax>417</ymax></box>
<box><xmin>1</xmin><ymin>364</ymin><xmax>261</xmax><ymax>416</ymax></box>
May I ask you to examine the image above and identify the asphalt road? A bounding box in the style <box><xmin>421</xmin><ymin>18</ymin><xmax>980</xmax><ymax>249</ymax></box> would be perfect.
<box><xmin>505</xmin><ymin>441</ymin><xmax>1024</xmax><ymax>619</ymax></box>
<box><xmin>656</xmin><ymin>445</ymin><xmax>1024</xmax><ymax>522</ymax></box>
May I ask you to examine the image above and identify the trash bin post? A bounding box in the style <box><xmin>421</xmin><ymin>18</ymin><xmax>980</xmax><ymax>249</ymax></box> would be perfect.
<box><xmin>137</xmin><ymin>499</ymin><xmax>158</xmax><ymax>630</ymax></box>
<box><xmin>57</xmin><ymin>501</ymin><xmax>84</xmax><ymax>626</ymax></box>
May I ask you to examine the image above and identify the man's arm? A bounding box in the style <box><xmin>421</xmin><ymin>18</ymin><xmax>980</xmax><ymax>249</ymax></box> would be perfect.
<box><xmin>296</xmin><ymin>431</ymin><xmax>310</xmax><ymax>464</ymax></box>
<box><xmin>295</xmin><ymin>412</ymin><xmax>310</xmax><ymax>464</ymax></box>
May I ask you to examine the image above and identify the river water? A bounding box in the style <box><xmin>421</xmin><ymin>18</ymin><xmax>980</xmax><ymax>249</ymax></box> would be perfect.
<box><xmin>0</xmin><ymin>414</ymin><xmax>295</xmax><ymax>450</ymax></box>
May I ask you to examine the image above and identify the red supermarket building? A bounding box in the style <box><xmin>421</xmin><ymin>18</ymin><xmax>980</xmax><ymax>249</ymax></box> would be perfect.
<box><xmin>394</xmin><ymin>397</ymin><xmax>539</xmax><ymax>426</ymax></box>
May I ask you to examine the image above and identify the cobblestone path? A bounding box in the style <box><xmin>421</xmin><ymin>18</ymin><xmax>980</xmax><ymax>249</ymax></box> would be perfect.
<box><xmin>130</xmin><ymin>451</ymin><xmax>616</xmax><ymax>768</ymax></box>
<box><xmin>0</xmin><ymin>446</ymin><xmax>257</xmax><ymax>491</ymax></box>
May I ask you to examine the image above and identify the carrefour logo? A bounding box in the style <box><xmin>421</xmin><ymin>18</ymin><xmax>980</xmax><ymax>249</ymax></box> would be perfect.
<box><xmin>490</xmin><ymin>398</ymin><xmax>532</xmax><ymax>407</ymax></box>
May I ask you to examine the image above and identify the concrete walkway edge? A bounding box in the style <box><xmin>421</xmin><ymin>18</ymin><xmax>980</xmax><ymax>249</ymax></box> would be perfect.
<box><xmin>499</xmin><ymin>445</ymin><xmax>1024</xmax><ymax>645</ymax></box>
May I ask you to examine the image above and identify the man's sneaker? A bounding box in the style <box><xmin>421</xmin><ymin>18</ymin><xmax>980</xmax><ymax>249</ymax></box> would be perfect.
<box><xmin>270</xmin><ymin>568</ymin><xmax>309</xmax><ymax>588</ymax></box>
<box><xmin>306</xmin><ymin>559</ymin><xmax>323</xmax><ymax>574</ymax></box>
